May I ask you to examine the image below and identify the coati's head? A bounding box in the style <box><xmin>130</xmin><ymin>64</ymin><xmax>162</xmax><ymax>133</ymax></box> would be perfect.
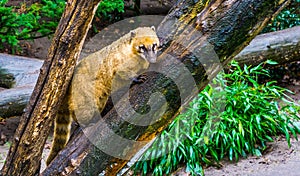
<box><xmin>130</xmin><ymin>26</ymin><xmax>160</xmax><ymax>63</ymax></box>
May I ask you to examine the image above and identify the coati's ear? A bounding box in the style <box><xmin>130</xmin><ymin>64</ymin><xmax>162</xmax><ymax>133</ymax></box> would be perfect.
<box><xmin>130</xmin><ymin>31</ymin><xmax>136</xmax><ymax>43</ymax></box>
<box><xmin>151</xmin><ymin>26</ymin><xmax>156</xmax><ymax>31</ymax></box>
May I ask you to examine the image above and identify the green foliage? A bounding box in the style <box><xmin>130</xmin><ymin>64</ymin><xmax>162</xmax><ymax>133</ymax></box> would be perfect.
<box><xmin>134</xmin><ymin>60</ymin><xmax>300</xmax><ymax>175</ymax></box>
<box><xmin>92</xmin><ymin>0</ymin><xmax>125</xmax><ymax>33</ymax></box>
<box><xmin>262</xmin><ymin>0</ymin><xmax>300</xmax><ymax>33</ymax></box>
<box><xmin>96</xmin><ymin>0</ymin><xmax>124</xmax><ymax>18</ymax></box>
<box><xmin>0</xmin><ymin>0</ymin><xmax>65</xmax><ymax>52</ymax></box>
<box><xmin>0</xmin><ymin>0</ymin><xmax>125</xmax><ymax>52</ymax></box>
<box><xmin>0</xmin><ymin>0</ymin><xmax>19</xmax><ymax>50</ymax></box>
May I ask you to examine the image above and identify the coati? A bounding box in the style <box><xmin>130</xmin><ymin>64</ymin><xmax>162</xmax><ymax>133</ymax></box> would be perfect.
<box><xmin>46</xmin><ymin>26</ymin><xmax>160</xmax><ymax>165</ymax></box>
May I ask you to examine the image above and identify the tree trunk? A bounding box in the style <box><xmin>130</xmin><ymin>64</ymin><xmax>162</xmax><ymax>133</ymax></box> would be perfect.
<box><xmin>0</xmin><ymin>0</ymin><xmax>101</xmax><ymax>175</ymax></box>
<box><xmin>1</xmin><ymin>25</ymin><xmax>299</xmax><ymax>119</ymax></box>
<box><xmin>41</xmin><ymin>0</ymin><xmax>291</xmax><ymax>175</ymax></box>
<box><xmin>235</xmin><ymin>26</ymin><xmax>300</xmax><ymax>66</ymax></box>
<box><xmin>0</xmin><ymin>54</ymin><xmax>43</xmax><ymax>118</ymax></box>
<box><xmin>0</xmin><ymin>54</ymin><xmax>42</xmax><ymax>89</ymax></box>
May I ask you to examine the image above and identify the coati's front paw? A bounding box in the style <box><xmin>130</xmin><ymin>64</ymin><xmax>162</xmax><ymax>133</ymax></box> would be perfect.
<box><xmin>132</xmin><ymin>74</ymin><xmax>148</xmax><ymax>84</ymax></box>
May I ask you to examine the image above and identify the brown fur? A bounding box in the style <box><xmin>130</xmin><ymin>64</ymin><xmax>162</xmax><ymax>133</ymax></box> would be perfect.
<box><xmin>46</xmin><ymin>27</ymin><xmax>159</xmax><ymax>165</ymax></box>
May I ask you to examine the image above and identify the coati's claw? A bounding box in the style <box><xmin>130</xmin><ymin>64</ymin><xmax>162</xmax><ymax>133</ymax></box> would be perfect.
<box><xmin>132</xmin><ymin>74</ymin><xmax>148</xmax><ymax>84</ymax></box>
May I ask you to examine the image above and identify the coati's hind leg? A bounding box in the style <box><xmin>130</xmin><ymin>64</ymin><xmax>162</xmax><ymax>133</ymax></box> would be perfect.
<box><xmin>46</xmin><ymin>106</ymin><xmax>72</xmax><ymax>165</ymax></box>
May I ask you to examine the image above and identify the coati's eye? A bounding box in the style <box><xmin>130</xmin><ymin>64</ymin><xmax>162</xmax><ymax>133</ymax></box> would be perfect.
<box><xmin>152</xmin><ymin>43</ymin><xmax>157</xmax><ymax>51</ymax></box>
<box><xmin>138</xmin><ymin>45</ymin><xmax>146</xmax><ymax>52</ymax></box>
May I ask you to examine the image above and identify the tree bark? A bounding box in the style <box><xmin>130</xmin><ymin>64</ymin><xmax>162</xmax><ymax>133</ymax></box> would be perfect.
<box><xmin>0</xmin><ymin>0</ymin><xmax>101</xmax><ymax>175</ymax></box>
<box><xmin>0</xmin><ymin>69</ymin><xmax>14</xmax><ymax>89</ymax></box>
<box><xmin>235</xmin><ymin>26</ymin><xmax>300</xmax><ymax>66</ymax></box>
<box><xmin>41</xmin><ymin>0</ymin><xmax>291</xmax><ymax>175</ymax></box>
<box><xmin>0</xmin><ymin>54</ymin><xmax>42</xmax><ymax>118</ymax></box>
<box><xmin>1</xmin><ymin>25</ymin><xmax>299</xmax><ymax>118</ymax></box>
<box><xmin>0</xmin><ymin>54</ymin><xmax>42</xmax><ymax>88</ymax></box>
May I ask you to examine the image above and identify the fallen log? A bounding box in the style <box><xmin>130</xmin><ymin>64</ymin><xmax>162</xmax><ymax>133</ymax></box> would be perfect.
<box><xmin>0</xmin><ymin>54</ymin><xmax>42</xmax><ymax>118</ymax></box>
<box><xmin>235</xmin><ymin>26</ymin><xmax>300</xmax><ymax>66</ymax></box>
<box><xmin>0</xmin><ymin>54</ymin><xmax>42</xmax><ymax>87</ymax></box>
<box><xmin>1</xmin><ymin>25</ymin><xmax>299</xmax><ymax>119</ymax></box>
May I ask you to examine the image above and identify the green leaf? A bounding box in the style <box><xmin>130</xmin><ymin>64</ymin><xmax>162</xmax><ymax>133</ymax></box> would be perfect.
<box><xmin>254</xmin><ymin>149</ymin><xmax>262</xmax><ymax>157</ymax></box>
<box><xmin>143</xmin><ymin>161</ymin><xmax>148</xmax><ymax>174</ymax></box>
<box><xmin>229</xmin><ymin>147</ymin><xmax>233</xmax><ymax>161</ymax></box>
<box><xmin>266</xmin><ymin>60</ymin><xmax>278</xmax><ymax>65</ymax></box>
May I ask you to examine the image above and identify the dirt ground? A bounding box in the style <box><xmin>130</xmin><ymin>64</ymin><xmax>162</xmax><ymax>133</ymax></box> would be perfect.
<box><xmin>205</xmin><ymin>134</ymin><xmax>300</xmax><ymax>176</ymax></box>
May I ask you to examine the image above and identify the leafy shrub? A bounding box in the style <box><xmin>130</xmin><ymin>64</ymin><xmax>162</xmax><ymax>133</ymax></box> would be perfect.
<box><xmin>134</xmin><ymin>60</ymin><xmax>300</xmax><ymax>175</ymax></box>
<box><xmin>91</xmin><ymin>0</ymin><xmax>125</xmax><ymax>33</ymax></box>
<box><xmin>96</xmin><ymin>0</ymin><xmax>124</xmax><ymax>18</ymax></box>
<box><xmin>0</xmin><ymin>0</ymin><xmax>125</xmax><ymax>52</ymax></box>
<box><xmin>262</xmin><ymin>0</ymin><xmax>300</xmax><ymax>33</ymax></box>
<box><xmin>0</xmin><ymin>0</ymin><xmax>65</xmax><ymax>52</ymax></box>
<box><xmin>0</xmin><ymin>0</ymin><xmax>21</xmax><ymax>50</ymax></box>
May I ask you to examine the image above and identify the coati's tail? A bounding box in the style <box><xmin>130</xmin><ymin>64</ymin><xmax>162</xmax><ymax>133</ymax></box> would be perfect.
<box><xmin>46</xmin><ymin>110</ymin><xmax>72</xmax><ymax>165</ymax></box>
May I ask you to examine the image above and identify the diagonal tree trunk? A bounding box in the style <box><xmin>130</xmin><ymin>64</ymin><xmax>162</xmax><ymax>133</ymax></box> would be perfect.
<box><xmin>1</xmin><ymin>0</ymin><xmax>102</xmax><ymax>175</ymax></box>
<box><xmin>41</xmin><ymin>0</ymin><xmax>291</xmax><ymax>175</ymax></box>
